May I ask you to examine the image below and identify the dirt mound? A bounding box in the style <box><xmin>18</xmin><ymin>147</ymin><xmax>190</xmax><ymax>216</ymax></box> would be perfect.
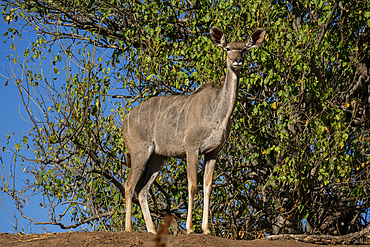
<box><xmin>0</xmin><ymin>231</ymin><xmax>353</xmax><ymax>247</ymax></box>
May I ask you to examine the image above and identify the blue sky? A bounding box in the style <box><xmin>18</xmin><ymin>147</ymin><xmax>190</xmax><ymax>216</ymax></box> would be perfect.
<box><xmin>0</xmin><ymin>17</ymin><xmax>124</xmax><ymax>233</ymax></box>
<box><xmin>0</xmin><ymin>21</ymin><xmax>31</xmax><ymax>233</ymax></box>
<box><xmin>0</xmin><ymin>21</ymin><xmax>75</xmax><ymax>234</ymax></box>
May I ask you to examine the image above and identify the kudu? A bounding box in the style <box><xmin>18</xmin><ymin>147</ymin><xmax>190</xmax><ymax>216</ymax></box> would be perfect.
<box><xmin>123</xmin><ymin>26</ymin><xmax>265</xmax><ymax>234</ymax></box>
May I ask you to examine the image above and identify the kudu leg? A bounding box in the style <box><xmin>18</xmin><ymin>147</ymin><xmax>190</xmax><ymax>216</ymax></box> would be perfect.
<box><xmin>136</xmin><ymin>155</ymin><xmax>166</xmax><ymax>234</ymax></box>
<box><xmin>202</xmin><ymin>154</ymin><xmax>217</xmax><ymax>234</ymax></box>
<box><xmin>125</xmin><ymin>149</ymin><xmax>152</xmax><ymax>232</ymax></box>
<box><xmin>186</xmin><ymin>150</ymin><xmax>199</xmax><ymax>234</ymax></box>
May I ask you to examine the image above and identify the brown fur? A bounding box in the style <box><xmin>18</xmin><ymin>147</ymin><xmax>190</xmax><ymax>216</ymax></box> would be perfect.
<box><xmin>193</xmin><ymin>75</ymin><xmax>225</xmax><ymax>94</ymax></box>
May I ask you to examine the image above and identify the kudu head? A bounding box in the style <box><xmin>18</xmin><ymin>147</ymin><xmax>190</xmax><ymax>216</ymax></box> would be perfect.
<box><xmin>210</xmin><ymin>27</ymin><xmax>266</xmax><ymax>71</ymax></box>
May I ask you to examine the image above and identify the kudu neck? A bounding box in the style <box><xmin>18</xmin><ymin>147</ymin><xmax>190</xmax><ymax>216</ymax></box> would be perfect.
<box><xmin>215</xmin><ymin>65</ymin><xmax>240</xmax><ymax>118</ymax></box>
<box><xmin>222</xmin><ymin>65</ymin><xmax>240</xmax><ymax>101</ymax></box>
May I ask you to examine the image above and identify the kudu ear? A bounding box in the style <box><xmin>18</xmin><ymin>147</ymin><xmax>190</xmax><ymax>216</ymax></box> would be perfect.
<box><xmin>210</xmin><ymin>26</ymin><xmax>227</xmax><ymax>48</ymax></box>
<box><xmin>246</xmin><ymin>28</ymin><xmax>266</xmax><ymax>49</ymax></box>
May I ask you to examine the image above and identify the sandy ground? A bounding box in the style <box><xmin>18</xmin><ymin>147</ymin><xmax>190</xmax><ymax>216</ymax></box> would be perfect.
<box><xmin>0</xmin><ymin>231</ymin><xmax>357</xmax><ymax>247</ymax></box>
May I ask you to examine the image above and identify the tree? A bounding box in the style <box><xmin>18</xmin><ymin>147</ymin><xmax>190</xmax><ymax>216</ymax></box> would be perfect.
<box><xmin>1</xmin><ymin>0</ymin><xmax>370</xmax><ymax>240</ymax></box>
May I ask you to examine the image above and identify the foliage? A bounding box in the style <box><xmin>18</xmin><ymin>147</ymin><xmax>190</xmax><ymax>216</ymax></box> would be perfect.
<box><xmin>1</xmin><ymin>0</ymin><xmax>370</xmax><ymax>238</ymax></box>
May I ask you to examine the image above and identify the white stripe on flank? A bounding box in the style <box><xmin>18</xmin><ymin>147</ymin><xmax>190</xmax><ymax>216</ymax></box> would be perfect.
<box><xmin>153</xmin><ymin>97</ymin><xmax>162</xmax><ymax>139</ymax></box>
<box><xmin>176</xmin><ymin>95</ymin><xmax>192</xmax><ymax>134</ymax></box>
<box><xmin>163</xmin><ymin>96</ymin><xmax>178</xmax><ymax>120</ymax></box>
<box><xmin>184</xmin><ymin>97</ymin><xmax>194</xmax><ymax>131</ymax></box>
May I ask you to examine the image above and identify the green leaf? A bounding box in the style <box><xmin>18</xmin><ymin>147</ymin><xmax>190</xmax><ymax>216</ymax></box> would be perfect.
<box><xmin>15</xmin><ymin>143</ymin><xmax>21</xmax><ymax>152</ymax></box>
<box><xmin>50</xmin><ymin>135</ymin><xmax>57</xmax><ymax>143</ymax></box>
<box><xmin>53</xmin><ymin>67</ymin><xmax>59</xmax><ymax>74</ymax></box>
<box><xmin>22</xmin><ymin>136</ymin><xmax>28</xmax><ymax>145</ymax></box>
<box><xmin>146</xmin><ymin>74</ymin><xmax>155</xmax><ymax>80</ymax></box>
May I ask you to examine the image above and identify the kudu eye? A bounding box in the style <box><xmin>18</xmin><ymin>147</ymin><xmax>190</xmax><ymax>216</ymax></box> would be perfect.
<box><xmin>225</xmin><ymin>47</ymin><xmax>231</xmax><ymax>52</ymax></box>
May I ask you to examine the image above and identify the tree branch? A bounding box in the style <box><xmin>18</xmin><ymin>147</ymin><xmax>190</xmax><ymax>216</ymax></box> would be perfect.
<box><xmin>267</xmin><ymin>223</ymin><xmax>370</xmax><ymax>245</ymax></box>
<box><xmin>315</xmin><ymin>0</ymin><xmax>339</xmax><ymax>45</ymax></box>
